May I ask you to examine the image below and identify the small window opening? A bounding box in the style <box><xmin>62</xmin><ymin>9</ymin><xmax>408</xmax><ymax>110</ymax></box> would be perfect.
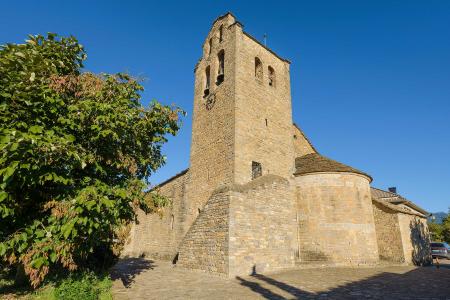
<box><xmin>265</xmin><ymin>118</ymin><xmax>268</xmax><ymax>126</ymax></box>
<box><xmin>204</xmin><ymin>66</ymin><xmax>210</xmax><ymax>97</ymax></box>
<box><xmin>219</xmin><ymin>25</ymin><xmax>223</xmax><ymax>42</ymax></box>
<box><xmin>268</xmin><ymin>66</ymin><xmax>276</xmax><ymax>87</ymax></box>
<box><xmin>208</xmin><ymin>38</ymin><xmax>212</xmax><ymax>55</ymax></box>
<box><xmin>198</xmin><ymin>208</ymin><xmax>201</xmax><ymax>215</ymax></box>
<box><xmin>216</xmin><ymin>50</ymin><xmax>225</xmax><ymax>85</ymax></box>
<box><xmin>170</xmin><ymin>214</ymin><xmax>174</xmax><ymax>230</ymax></box>
<box><xmin>294</xmin><ymin>134</ymin><xmax>297</xmax><ymax>139</ymax></box>
<box><xmin>252</xmin><ymin>161</ymin><xmax>262</xmax><ymax>179</ymax></box>
<box><xmin>255</xmin><ymin>57</ymin><xmax>263</xmax><ymax>81</ymax></box>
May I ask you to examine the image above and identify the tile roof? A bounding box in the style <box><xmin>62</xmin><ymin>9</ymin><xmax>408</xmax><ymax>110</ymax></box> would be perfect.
<box><xmin>294</xmin><ymin>153</ymin><xmax>372</xmax><ymax>181</ymax></box>
<box><xmin>371</xmin><ymin>187</ymin><xmax>428</xmax><ymax>216</ymax></box>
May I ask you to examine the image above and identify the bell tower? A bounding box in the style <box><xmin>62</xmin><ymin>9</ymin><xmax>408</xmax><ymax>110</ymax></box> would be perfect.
<box><xmin>188</xmin><ymin>13</ymin><xmax>238</xmax><ymax>213</ymax></box>
<box><xmin>188</xmin><ymin>13</ymin><xmax>295</xmax><ymax>211</ymax></box>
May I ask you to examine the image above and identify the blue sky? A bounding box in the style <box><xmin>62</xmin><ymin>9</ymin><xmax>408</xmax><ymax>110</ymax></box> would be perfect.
<box><xmin>1</xmin><ymin>1</ymin><xmax>449</xmax><ymax>212</ymax></box>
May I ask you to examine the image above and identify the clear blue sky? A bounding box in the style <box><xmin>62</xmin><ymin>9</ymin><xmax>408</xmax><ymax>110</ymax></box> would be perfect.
<box><xmin>1</xmin><ymin>1</ymin><xmax>449</xmax><ymax>213</ymax></box>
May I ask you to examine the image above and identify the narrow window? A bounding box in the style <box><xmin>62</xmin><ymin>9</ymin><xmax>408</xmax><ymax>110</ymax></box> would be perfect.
<box><xmin>170</xmin><ymin>214</ymin><xmax>174</xmax><ymax>230</ymax></box>
<box><xmin>265</xmin><ymin>118</ymin><xmax>268</xmax><ymax>127</ymax></box>
<box><xmin>216</xmin><ymin>50</ymin><xmax>225</xmax><ymax>85</ymax></box>
<box><xmin>255</xmin><ymin>57</ymin><xmax>263</xmax><ymax>81</ymax></box>
<box><xmin>208</xmin><ymin>38</ymin><xmax>212</xmax><ymax>55</ymax></box>
<box><xmin>204</xmin><ymin>66</ymin><xmax>210</xmax><ymax>97</ymax></box>
<box><xmin>252</xmin><ymin>161</ymin><xmax>262</xmax><ymax>179</ymax></box>
<box><xmin>268</xmin><ymin>66</ymin><xmax>276</xmax><ymax>87</ymax></box>
<box><xmin>219</xmin><ymin>25</ymin><xmax>223</xmax><ymax>42</ymax></box>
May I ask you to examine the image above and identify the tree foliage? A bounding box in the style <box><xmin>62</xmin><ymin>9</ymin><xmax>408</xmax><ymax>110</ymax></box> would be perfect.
<box><xmin>428</xmin><ymin>209</ymin><xmax>450</xmax><ymax>243</ymax></box>
<box><xmin>0</xmin><ymin>33</ymin><xmax>183</xmax><ymax>287</ymax></box>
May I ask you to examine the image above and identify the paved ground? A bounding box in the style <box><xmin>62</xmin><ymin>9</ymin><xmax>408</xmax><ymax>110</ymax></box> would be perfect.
<box><xmin>111</xmin><ymin>258</ymin><xmax>450</xmax><ymax>299</ymax></box>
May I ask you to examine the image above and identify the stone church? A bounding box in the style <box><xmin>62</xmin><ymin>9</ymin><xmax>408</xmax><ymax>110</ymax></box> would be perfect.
<box><xmin>124</xmin><ymin>13</ymin><xmax>431</xmax><ymax>276</ymax></box>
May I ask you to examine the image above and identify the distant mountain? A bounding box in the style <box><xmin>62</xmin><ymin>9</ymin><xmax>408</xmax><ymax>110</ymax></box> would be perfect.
<box><xmin>428</xmin><ymin>212</ymin><xmax>448</xmax><ymax>224</ymax></box>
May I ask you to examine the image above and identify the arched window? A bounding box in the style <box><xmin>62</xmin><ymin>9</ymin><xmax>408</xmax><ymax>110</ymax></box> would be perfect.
<box><xmin>255</xmin><ymin>57</ymin><xmax>263</xmax><ymax>81</ymax></box>
<box><xmin>219</xmin><ymin>25</ymin><xmax>223</xmax><ymax>42</ymax></box>
<box><xmin>217</xmin><ymin>50</ymin><xmax>225</xmax><ymax>85</ymax></box>
<box><xmin>268</xmin><ymin>66</ymin><xmax>276</xmax><ymax>87</ymax></box>
<box><xmin>204</xmin><ymin>66</ymin><xmax>210</xmax><ymax>97</ymax></box>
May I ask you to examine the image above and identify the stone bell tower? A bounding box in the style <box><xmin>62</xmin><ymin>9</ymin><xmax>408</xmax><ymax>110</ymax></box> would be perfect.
<box><xmin>187</xmin><ymin>13</ymin><xmax>295</xmax><ymax>212</ymax></box>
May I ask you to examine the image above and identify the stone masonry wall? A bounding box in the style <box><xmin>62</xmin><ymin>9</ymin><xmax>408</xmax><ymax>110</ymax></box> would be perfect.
<box><xmin>186</xmin><ymin>14</ymin><xmax>237</xmax><ymax>229</ymax></box>
<box><xmin>228</xmin><ymin>175</ymin><xmax>297</xmax><ymax>276</ymax></box>
<box><xmin>295</xmin><ymin>173</ymin><xmax>379</xmax><ymax>265</ymax></box>
<box><xmin>372</xmin><ymin>201</ymin><xmax>405</xmax><ymax>263</ymax></box>
<box><xmin>177</xmin><ymin>189</ymin><xmax>230</xmax><ymax>274</ymax></box>
<box><xmin>398</xmin><ymin>213</ymin><xmax>431</xmax><ymax>265</ymax></box>
<box><xmin>293</xmin><ymin>125</ymin><xmax>316</xmax><ymax>157</ymax></box>
<box><xmin>123</xmin><ymin>171</ymin><xmax>189</xmax><ymax>259</ymax></box>
<box><xmin>233</xmin><ymin>25</ymin><xmax>295</xmax><ymax>184</ymax></box>
<box><xmin>177</xmin><ymin>175</ymin><xmax>297</xmax><ymax>277</ymax></box>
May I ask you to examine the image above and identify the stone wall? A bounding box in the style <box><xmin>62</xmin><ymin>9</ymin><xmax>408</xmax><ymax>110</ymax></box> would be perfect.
<box><xmin>228</xmin><ymin>175</ymin><xmax>297</xmax><ymax>276</ymax></box>
<box><xmin>123</xmin><ymin>171</ymin><xmax>189</xmax><ymax>259</ymax></box>
<box><xmin>177</xmin><ymin>189</ymin><xmax>230</xmax><ymax>274</ymax></box>
<box><xmin>187</xmin><ymin>14</ymin><xmax>237</xmax><ymax>218</ymax></box>
<box><xmin>233</xmin><ymin>25</ymin><xmax>295</xmax><ymax>184</ymax></box>
<box><xmin>398</xmin><ymin>214</ymin><xmax>431</xmax><ymax>265</ymax></box>
<box><xmin>372</xmin><ymin>201</ymin><xmax>405</xmax><ymax>263</ymax></box>
<box><xmin>295</xmin><ymin>172</ymin><xmax>379</xmax><ymax>265</ymax></box>
<box><xmin>293</xmin><ymin>125</ymin><xmax>316</xmax><ymax>157</ymax></box>
<box><xmin>177</xmin><ymin>175</ymin><xmax>297</xmax><ymax>277</ymax></box>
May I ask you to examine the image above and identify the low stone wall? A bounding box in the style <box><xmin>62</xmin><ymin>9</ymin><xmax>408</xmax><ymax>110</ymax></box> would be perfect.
<box><xmin>123</xmin><ymin>171</ymin><xmax>189</xmax><ymax>260</ymax></box>
<box><xmin>372</xmin><ymin>201</ymin><xmax>405</xmax><ymax>263</ymax></box>
<box><xmin>177</xmin><ymin>175</ymin><xmax>297</xmax><ymax>277</ymax></box>
<box><xmin>177</xmin><ymin>190</ymin><xmax>230</xmax><ymax>274</ymax></box>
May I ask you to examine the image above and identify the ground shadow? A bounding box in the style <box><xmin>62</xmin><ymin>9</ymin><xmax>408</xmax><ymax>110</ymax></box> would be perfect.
<box><xmin>110</xmin><ymin>257</ymin><xmax>155</xmax><ymax>288</ymax></box>
<box><xmin>236</xmin><ymin>262</ymin><xmax>450</xmax><ymax>299</ymax></box>
<box><xmin>253</xmin><ymin>273</ymin><xmax>314</xmax><ymax>298</ymax></box>
<box><xmin>236</xmin><ymin>276</ymin><xmax>287</xmax><ymax>300</ymax></box>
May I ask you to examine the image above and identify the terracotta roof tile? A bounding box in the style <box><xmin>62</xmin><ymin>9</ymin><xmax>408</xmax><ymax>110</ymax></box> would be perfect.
<box><xmin>294</xmin><ymin>153</ymin><xmax>372</xmax><ymax>181</ymax></box>
<box><xmin>370</xmin><ymin>187</ymin><xmax>428</xmax><ymax>216</ymax></box>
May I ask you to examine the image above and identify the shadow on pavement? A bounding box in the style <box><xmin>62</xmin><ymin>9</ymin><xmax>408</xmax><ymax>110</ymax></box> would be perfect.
<box><xmin>110</xmin><ymin>257</ymin><xmax>155</xmax><ymax>288</ymax></box>
<box><xmin>236</xmin><ymin>262</ymin><xmax>450</xmax><ymax>300</ymax></box>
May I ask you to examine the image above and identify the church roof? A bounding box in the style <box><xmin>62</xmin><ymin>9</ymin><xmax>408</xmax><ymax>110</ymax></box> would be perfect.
<box><xmin>371</xmin><ymin>187</ymin><xmax>428</xmax><ymax>216</ymax></box>
<box><xmin>294</xmin><ymin>153</ymin><xmax>372</xmax><ymax>182</ymax></box>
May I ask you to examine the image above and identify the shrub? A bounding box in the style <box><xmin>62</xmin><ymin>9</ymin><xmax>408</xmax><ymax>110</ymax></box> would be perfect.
<box><xmin>0</xmin><ymin>33</ymin><xmax>183</xmax><ymax>287</ymax></box>
<box><xmin>54</xmin><ymin>271</ymin><xmax>111</xmax><ymax>300</ymax></box>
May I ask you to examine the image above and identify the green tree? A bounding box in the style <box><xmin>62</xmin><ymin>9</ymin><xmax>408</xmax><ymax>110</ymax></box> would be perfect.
<box><xmin>0</xmin><ymin>33</ymin><xmax>183</xmax><ymax>287</ymax></box>
<box><xmin>428</xmin><ymin>222</ymin><xmax>444</xmax><ymax>241</ymax></box>
<box><xmin>442</xmin><ymin>210</ymin><xmax>450</xmax><ymax>243</ymax></box>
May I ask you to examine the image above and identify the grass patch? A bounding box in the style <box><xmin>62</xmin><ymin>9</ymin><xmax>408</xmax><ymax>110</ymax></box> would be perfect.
<box><xmin>0</xmin><ymin>269</ymin><xmax>112</xmax><ymax>300</ymax></box>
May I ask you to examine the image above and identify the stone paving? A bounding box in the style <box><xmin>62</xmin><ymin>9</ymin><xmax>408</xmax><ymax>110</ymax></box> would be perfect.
<box><xmin>111</xmin><ymin>258</ymin><xmax>450</xmax><ymax>300</ymax></box>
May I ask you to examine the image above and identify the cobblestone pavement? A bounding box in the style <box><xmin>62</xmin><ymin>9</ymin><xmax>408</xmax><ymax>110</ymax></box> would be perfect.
<box><xmin>111</xmin><ymin>258</ymin><xmax>450</xmax><ymax>300</ymax></box>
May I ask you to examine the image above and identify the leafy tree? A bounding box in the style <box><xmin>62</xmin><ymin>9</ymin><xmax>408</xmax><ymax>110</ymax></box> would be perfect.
<box><xmin>0</xmin><ymin>33</ymin><xmax>183</xmax><ymax>287</ymax></box>
<box><xmin>429</xmin><ymin>208</ymin><xmax>450</xmax><ymax>244</ymax></box>
<box><xmin>442</xmin><ymin>211</ymin><xmax>450</xmax><ymax>243</ymax></box>
<box><xmin>428</xmin><ymin>222</ymin><xmax>444</xmax><ymax>241</ymax></box>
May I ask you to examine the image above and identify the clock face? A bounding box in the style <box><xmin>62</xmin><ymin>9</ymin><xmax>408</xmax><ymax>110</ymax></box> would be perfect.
<box><xmin>205</xmin><ymin>93</ymin><xmax>215</xmax><ymax>110</ymax></box>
